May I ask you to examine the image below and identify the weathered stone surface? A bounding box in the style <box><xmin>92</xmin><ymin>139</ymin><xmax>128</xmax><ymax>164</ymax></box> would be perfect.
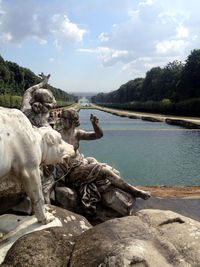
<box><xmin>0</xmin><ymin>205</ymin><xmax>92</xmax><ymax>266</ymax></box>
<box><xmin>128</xmin><ymin>115</ymin><xmax>139</xmax><ymax>119</ymax></box>
<box><xmin>69</xmin><ymin>215</ymin><xmax>171</xmax><ymax>267</ymax></box>
<box><xmin>55</xmin><ymin>185</ymin><xmax>136</xmax><ymax>225</ymax></box>
<box><xmin>1</xmin><ymin>227</ymin><xmax>75</xmax><ymax>267</ymax></box>
<box><xmin>11</xmin><ymin>197</ymin><xmax>32</xmax><ymax>215</ymax></box>
<box><xmin>2</xmin><ymin>208</ymin><xmax>200</xmax><ymax>266</ymax></box>
<box><xmin>137</xmin><ymin>209</ymin><xmax>200</xmax><ymax>266</ymax></box>
<box><xmin>165</xmin><ymin>118</ymin><xmax>200</xmax><ymax>129</ymax></box>
<box><xmin>141</xmin><ymin>116</ymin><xmax>162</xmax><ymax>122</ymax></box>
<box><xmin>101</xmin><ymin>187</ymin><xmax>136</xmax><ymax>216</ymax></box>
<box><xmin>0</xmin><ymin>175</ymin><xmax>25</xmax><ymax>214</ymax></box>
<box><xmin>134</xmin><ymin>195</ymin><xmax>200</xmax><ymax>222</ymax></box>
<box><xmin>55</xmin><ymin>186</ymin><xmax>80</xmax><ymax>212</ymax></box>
<box><xmin>70</xmin><ymin>210</ymin><xmax>200</xmax><ymax>266</ymax></box>
<box><xmin>46</xmin><ymin>205</ymin><xmax>92</xmax><ymax>232</ymax></box>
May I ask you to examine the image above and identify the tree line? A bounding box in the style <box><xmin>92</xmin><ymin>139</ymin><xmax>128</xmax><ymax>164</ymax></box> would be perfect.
<box><xmin>0</xmin><ymin>55</ymin><xmax>75</xmax><ymax>108</ymax></box>
<box><xmin>92</xmin><ymin>49</ymin><xmax>200</xmax><ymax>116</ymax></box>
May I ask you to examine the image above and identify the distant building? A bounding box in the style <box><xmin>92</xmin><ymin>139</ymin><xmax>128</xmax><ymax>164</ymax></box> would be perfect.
<box><xmin>81</xmin><ymin>102</ymin><xmax>90</xmax><ymax>107</ymax></box>
<box><xmin>79</xmin><ymin>97</ymin><xmax>90</xmax><ymax>107</ymax></box>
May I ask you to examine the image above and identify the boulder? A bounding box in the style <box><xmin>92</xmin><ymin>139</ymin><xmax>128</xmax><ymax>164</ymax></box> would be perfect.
<box><xmin>0</xmin><ymin>205</ymin><xmax>92</xmax><ymax>266</ymax></box>
<box><xmin>2</xmin><ymin>208</ymin><xmax>200</xmax><ymax>266</ymax></box>
<box><xmin>55</xmin><ymin>186</ymin><xmax>80</xmax><ymax>213</ymax></box>
<box><xmin>0</xmin><ymin>175</ymin><xmax>25</xmax><ymax>214</ymax></box>
<box><xmin>137</xmin><ymin>209</ymin><xmax>200</xmax><ymax>265</ymax></box>
<box><xmin>55</xmin><ymin>185</ymin><xmax>136</xmax><ymax>225</ymax></box>
<box><xmin>1</xmin><ymin>227</ymin><xmax>75</xmax><ymax>267</ymax></box>
<box><xmin>70</xmin><ymin>210</ymin><xmax>200</xmax><ymax>266</ymax></box>
<box><xmin>101</xmin><ymin>187</ymin><xmax>135</xmax><ymax>216</ymax></box>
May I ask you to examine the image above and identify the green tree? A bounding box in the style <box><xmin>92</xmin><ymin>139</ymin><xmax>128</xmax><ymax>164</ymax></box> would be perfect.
<box><xmin>160</xmin><ymin>60</ymin><xmax>184</xmax><ymax>102</ymax></box>
<box><xmin>141</xmin><ymin>67</ymin><xmax>163</xmax><ymax>101</ymax></box>
<box><xmin>178</xmin><ymin>49</ymin><xmax>200</xmax><ymax>99</ymax></box>
<box><xmin>0</xmin><ymin>54</ymin><xmax>75</xmax><ymax>107</ymax></box>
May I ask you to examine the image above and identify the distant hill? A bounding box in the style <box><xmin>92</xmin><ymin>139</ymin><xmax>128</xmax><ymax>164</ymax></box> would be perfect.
<box><xmin>0</xmin><ymin>55</ymin><xmax>75</xmax><ymax>108</ymax></box>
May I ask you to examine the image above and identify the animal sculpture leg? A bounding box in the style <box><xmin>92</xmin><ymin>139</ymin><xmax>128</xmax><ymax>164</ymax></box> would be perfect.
<box><xmin>20</xmin><ymin>168</ymin><xmax>48</xmax><ymax>224</ymax></box>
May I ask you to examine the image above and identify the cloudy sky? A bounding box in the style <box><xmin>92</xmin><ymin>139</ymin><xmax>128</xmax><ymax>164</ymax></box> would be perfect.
<box><xmin>0</xmin><ymin>0</ymin><xmax>199</xmax><ymax>93</ymax></box>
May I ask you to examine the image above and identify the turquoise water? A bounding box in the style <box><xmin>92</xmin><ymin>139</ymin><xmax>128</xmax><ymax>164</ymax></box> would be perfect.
<box><xmin>78</xmin><ymin>109</ymin><xmax>200</xmax><ymax>186</ymax></box>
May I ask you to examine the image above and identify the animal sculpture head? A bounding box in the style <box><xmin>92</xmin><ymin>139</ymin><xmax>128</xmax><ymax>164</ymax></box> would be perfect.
<box><xmin>38</xmin><ymin>127</ymin><xmax>75</xmax><ymax>165</ymax></box>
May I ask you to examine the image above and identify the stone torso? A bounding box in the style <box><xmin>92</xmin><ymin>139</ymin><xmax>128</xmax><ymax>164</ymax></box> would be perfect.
<box><xmin>60</xmin><ymin>129</ymin><xmax>80</xmax><ymax>152</ymax></box>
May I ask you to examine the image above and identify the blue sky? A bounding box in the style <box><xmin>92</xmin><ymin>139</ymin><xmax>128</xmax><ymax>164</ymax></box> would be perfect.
<box><xmin>0</xmin><ymin>0</ymin><xmax>200</xmax><ymax>93</ymax></box>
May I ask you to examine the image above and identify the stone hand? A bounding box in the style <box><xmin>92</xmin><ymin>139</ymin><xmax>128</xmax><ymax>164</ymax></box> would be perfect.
<box><xmin>90</xmin><ymin>114</ymin><xmax>99</xmax><ymax>125</ymax></box>
<box><xmin>38</xmin><ymin>72</ymin><xmax>51</xmax><ymax>82</ymax></box>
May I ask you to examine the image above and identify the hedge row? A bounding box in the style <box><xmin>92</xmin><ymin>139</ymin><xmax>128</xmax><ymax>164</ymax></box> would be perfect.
<box><xmin>96</xmin><ymin>98</ymin><xmax>200</xmax><ymax>117</ymax></box>
<box><xmin>0</xmin><ymin>95</ymin><xmax>74</xmax><ymax>109</ymax></box>
<box><xmin>0</xmin><ymin>95</ymin><xmax>22</xmax><ymax>108</ymax></box>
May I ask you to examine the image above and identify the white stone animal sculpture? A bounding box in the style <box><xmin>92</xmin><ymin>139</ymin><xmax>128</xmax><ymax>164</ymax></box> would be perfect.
<box><xmin>0</xmin><ymin>107</ymin><xmax>74</xmax><ymax>224</ymax></box>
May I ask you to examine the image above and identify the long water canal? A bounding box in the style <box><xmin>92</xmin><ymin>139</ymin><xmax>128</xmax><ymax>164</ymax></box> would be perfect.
<box><xmin>78</xmin><ymin>109</ymin><xmax>200</xmax><ymax>186</ymax></box>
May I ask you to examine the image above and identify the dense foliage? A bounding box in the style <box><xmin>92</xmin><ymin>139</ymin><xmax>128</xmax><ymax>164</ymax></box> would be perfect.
<box><xmin>92</xmin><ymin>50</ymin><xmax>200</xmax><ymax>116</ymax></box>
<box><xmin>0</xmin><ymin>55</ymin><xmax>75</xmax><ymax>108</ymax></box>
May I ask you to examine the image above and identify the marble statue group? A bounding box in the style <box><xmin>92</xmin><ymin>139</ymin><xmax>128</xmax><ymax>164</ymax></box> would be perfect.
<box><xmin>0</xmin><ymin>73</ymin><xmax>150</xmax><ymax>224</ymax></box>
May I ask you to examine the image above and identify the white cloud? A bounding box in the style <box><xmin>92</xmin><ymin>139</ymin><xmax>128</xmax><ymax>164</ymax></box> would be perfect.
<box><xmin>176</xmin><ymin>25</ymin><xmax>189</xmax><ymax>38</ymax></box>
<box><xmin>99</xmin><ymin>33</ymin><xmax>109</xmax><ymax>43</ymax></box>
<box><xmin>50</xmin><ymin>14</ymin><xmax>86</xmax><ymax>44</ymax></box>
<box><xmin>122</xmin><ymin>57</ymin><xmax>152</xmax><ymax>71</ymax></box>
<box><xmin>93</xmin><ymin>0</ymin><xmax>200</xmax><ymax>77</ymax></box>
<box><xmin>96</xmin><ymin>47</ymin><xmax>129</xmax><ymax>66</ymax></box>
<box><xmin>128</xmin><ymin>9</ymin><xmax>140</xmax><ymax>17</ymax></box>
<box><xmin>0</xmin><ymin>0</ymin><xmax>5</xmax><ymax>14</ymax></box>
<box><xmin>77</xmin><ymin>48</ymin><xmax>95</xmax><ymax>53</ymax></box>
<box><xmin>1</xmin><ymin>0</ymin><xmax>200</xmax><ymax>85</ymax></box>
<box><xmin>54</xmin><ymin>40</ymin><xmax>62</xmax><ymax>51</ymax></box>
<box><xmin>139</xmin><ymin>0</ymin><xmax>153</xmax><ymax>7</ymax></box>
<box><xmin>77</xmin><ymin>46</ymin><xmax>130</xmax><ymax>66</ymax></box>
<box><xmin>33</xmin><ymin>37</ymin><xmax>47</xmax><ymax>45</ymax></box>
<box><xmin>0</xmin><ymin>1</ymin><xmax>86</xmax><ymax>48</ymax></box>
<box><xmin>158</xmin><ymin>10</ymin><xmax>189</xmax><ymax>25</ymax></box>
<box><xmin>192</xmin><ymin>34</ymin><xmax>198</xmax><ymax>40</ymax></box>
<box><xmin>39</xmin><ymin>39</ymin><xmax>47</xmax><ymax>45</ymax></box>
<box><xmin>156</xmin><ymin>40</ymin><xmax>188</xmax><ymax>54</ymax></box>
<box><xmin>121</xmin><ymin>55</ymin><xmax>181</xmax><ymax>77</ymax></box>
<box><xmin>0</xmin><ymin>32</ymin><xmax>12</xmax><ymax>44</ymax></box>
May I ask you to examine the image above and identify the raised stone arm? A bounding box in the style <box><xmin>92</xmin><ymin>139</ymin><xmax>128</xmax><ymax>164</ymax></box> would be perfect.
<box><xmin>38</xmin><ymin>72</ymin><xmax>51</xmax><ymax>82</ymax></box>
<box><xmin>77</xmin><ymin>114</ymin><xmax>103</xmax><ymax>141</ymax></box>
<box><xmin>21</xmin><ymin>73</ymin><xmax>51</xmax><ymax>112</ymax></box>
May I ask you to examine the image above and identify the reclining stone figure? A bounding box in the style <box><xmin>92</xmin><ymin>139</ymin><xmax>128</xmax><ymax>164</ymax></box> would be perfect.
<box><xmin>0</xmin><ymin>107</ymin><xmax>74</xmax><ymax>224</ymax></box>
<box><xmin>55</xmin><ymin>109</ymin><xmax>150</xmax><ymax>217</ymax></box>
